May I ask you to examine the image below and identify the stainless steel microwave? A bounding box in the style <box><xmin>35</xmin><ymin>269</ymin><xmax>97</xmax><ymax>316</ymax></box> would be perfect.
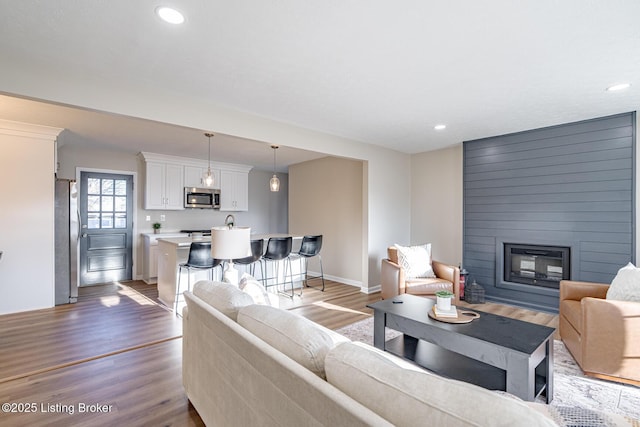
<box><xmin>184</xmin><ymin>187</ymin><xmax>220</xmax><ymax>209</ymax></box>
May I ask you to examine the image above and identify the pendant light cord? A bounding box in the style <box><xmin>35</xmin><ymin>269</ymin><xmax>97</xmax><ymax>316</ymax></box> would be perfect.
<box><xmin>272</xmin><ymin>145</ymin><xmax>279</xmax><ymax>173</ymax></box>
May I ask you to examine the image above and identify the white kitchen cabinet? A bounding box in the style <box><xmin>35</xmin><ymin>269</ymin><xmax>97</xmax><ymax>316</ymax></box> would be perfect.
<box><xmin>142</xmin><ymin>232</ymin><xmax>188</xmax><ymax>284</ymax></box>
<box><xmin>219</xmin><ymin>169</ymin><xmax>249</xmax><ymax>211</ymax></box>
<box><xmin>144</xmin><ymin>161</ymin><xmax>184</xmax><ymax>210</ymax></box>
<box><xmin>142</xmin><ymin>235</ymin><xmax>159</xmax><ymax>284</ymax></box>
<box><xmin>140</xmin><ymin>152</ymin><xmax>251</xmax><ymax>211</ymax></box>
<box><xmin>184</xmin><ymin>165</ymin><xmax>220</xmax><ymax>189</ymax></box>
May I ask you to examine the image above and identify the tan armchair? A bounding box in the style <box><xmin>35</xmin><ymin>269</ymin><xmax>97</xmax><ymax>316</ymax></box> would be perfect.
<box><xmin>559</xmin><ymin>280</ymin><xmax>640</xmax><ymax>386</ymax></box>
<box><xmin>381</xmin><ymin>246</ymin><xmax>460</xmax><ymax>301</ymax></box>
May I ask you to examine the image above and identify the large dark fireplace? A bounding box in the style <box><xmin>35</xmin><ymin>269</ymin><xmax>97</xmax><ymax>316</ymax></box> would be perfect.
<box><xmin>504</xmin><ymin>243</ymin><xmax>570</xmax><ymax>289</ymax></box>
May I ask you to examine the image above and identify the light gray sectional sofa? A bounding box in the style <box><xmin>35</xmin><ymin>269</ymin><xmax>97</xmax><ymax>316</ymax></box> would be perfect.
<box><xmin>182</xmin><ymin>280</ymin><xmax>563</xmax><ymax>426</ymax></box>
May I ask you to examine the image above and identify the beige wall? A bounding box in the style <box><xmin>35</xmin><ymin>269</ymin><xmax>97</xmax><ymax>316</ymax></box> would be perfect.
<box><xmin>410</xmin><ymin>144</ymin><xmax>463</xmax><ymax>266</ymax></box>
<box><xmin>289</xmin><ymin>157</ymin><xmax>364</xmax><ymax>286</ymax></box>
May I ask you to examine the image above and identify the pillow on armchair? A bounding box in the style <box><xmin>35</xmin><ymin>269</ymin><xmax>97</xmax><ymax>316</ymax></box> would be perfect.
<box><xmin>607</xmin><ymin>262</ymin><xmax>640</xmax><ymax>302</ymax></box>
<box><xmin>394</xmin><ymin>243</ymin><xmax>436</xmax><ymax>279</ymax></box>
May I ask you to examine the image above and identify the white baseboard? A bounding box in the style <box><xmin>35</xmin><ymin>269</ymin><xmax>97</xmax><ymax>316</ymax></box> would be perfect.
<box><xmin>134</xmin><ymin>274</ymin><xmax>157</xmax><ymax>285</ymax></box>
<box><xmin>361</xmin><ymin>284</ymin><xmax>381</xmax><ymax>294</ymax></box>
<box><xmin>306</xmin><ymin>271</ymin><xmax>361</xmax><ymax>288</ymax></box>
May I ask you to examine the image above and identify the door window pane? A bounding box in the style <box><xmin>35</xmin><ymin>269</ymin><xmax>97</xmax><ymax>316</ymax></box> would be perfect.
<box><xmin>115</xmin><ymin>180</ymin><xmax>127</xmax><ymax>195</ymax></box>
<box><xmin>88</xmin><ymin>196</ymin><xmax>100</xmax><ymax>212</ymax></box>
<box><xmin>101</xmin><ymin>213</ymin><xmax>113</xmax><ymax>228</ymax></box>
<box><xmin>101</xmin><ymin>179</ymin><xmax>114</xmax><ymax>195</ymax></box>
<box><xmin>115</xmin><ymin>213</ymin><xmax>127</xmax><ymax>228</ymax></box>
<box><xmin>115</xmin><ymin>196</ymin><xmax>127</xmax><ymax>212</ymax></box>
<box><xmin>101</xmin><ymin>196</ymin><xmax>114</xmax><ymax>212</ymax></box>
<box><xmin>87</xmin><ymin>213</ymin><xmax>100</xmax><ymax>229</ymax></box>
<box><xmin>88</xmin><ymin>178</ymin><xmax>100</xmax><ymax>194</ymax></box>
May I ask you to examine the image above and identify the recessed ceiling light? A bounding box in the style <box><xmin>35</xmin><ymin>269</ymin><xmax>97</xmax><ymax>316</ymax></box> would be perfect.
<box><xmin>156</xmin><ymin>6</ymin><xmax>185</xmax><ymax>24</ymax></box>
<box><xmin>434</xmin><ymin>124</ymin><xmax>447</xmax><ymax>131</ymax></box>
<box><xmin>606</xmin><ymin>83</ymin><xmax>631</xmax><ymax>92</ymax></box>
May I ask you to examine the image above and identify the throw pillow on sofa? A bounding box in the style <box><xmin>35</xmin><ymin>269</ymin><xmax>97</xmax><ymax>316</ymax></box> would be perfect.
<box><xmin>325</xmin><ymin>341</ymin><xmax>556</xmax><ymax>427</ymax></box>
<box><xmin>394</xmin><ymin>243</ymin><xmax>436</xmax><ymax>278</ymax></box>
<box><xmin>607</xmin><ymin>262</ymin><xmax>640</xmax><ymax>302</ymax></box>
<box><xmin>237</xmin><ymin>304</ymin><xmax>350</xmax><ymax>379</ymax></box>
<box><xmin>193</xmin><ymin>280</ymin><xmax>254</xmax><ymax>321</ymax></box>
<box><xmin>239</xmin><ymin>273</ymin><xmax>274</xmax><ymax>306</ymax></box>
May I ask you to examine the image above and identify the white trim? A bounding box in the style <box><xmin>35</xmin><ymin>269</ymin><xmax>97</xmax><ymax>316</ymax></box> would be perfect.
<box><xmin>361</xmin><ymin>284</ymin><xmax>381</xmax><ymax>294</ymax></box>
<box><xmin>75</xmin><ymin>167</ymin><xmax>138</xmax><ymax>284</ymax></box>
<box><xmin>0</xmin><ymin>118</ymin><xmax>63</xmax><ymax>140</ymax></box>
<box><xmin>326</xmin><ymin>274</ymin><xmax>361</xmax><ymax>288</ymax></box>
<box><xmin>305</xmin><ymin>270</ymin><xmax>362</xmax><ymax>288</ymax></box>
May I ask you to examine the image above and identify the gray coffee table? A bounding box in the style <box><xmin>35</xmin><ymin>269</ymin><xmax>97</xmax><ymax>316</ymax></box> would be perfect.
<box><xmin>367</xmin><ymin>294</ymin><xmax>554</xmax><ymax>402</ymax></box>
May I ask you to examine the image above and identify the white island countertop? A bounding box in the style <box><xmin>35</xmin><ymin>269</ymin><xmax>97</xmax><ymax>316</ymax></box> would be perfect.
<box><xmin>141</xmin><ymin>231</ymin><xmax>188</xmax><ymax>238</ymax></box>
<box><xmin>157</xmin><ymin>233</ymin><xmax>301</xmax><ymax>248</ymax></box>
<box><xmin>157</xmin><ymin>236</ymin><xmax>210</xmax><ymax>248</ymax></box>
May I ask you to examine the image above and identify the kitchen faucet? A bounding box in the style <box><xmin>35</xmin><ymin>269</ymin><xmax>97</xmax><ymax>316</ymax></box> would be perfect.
<box><xmin>225</xmin><ymin>214</ymin><xmax>235</xmax><ymax>228</ymax></box>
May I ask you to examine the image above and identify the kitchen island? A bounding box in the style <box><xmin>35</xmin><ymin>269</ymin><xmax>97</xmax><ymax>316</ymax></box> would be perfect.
<box><xmin>157</xmin><ymin>234</ymin><xmax>303</xmax><ymax>310</ymax></box>
<box><xmin>156</xmin><ymin>236</ymin><xmax>215</xmax><ymax>308</ymax></box>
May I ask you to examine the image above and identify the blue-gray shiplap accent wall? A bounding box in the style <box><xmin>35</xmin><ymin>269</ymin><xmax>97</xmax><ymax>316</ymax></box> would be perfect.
<box><xmin>463</xmin><ymin>112</ymin><xmax>636</xmax><ymax>312</ymax></box>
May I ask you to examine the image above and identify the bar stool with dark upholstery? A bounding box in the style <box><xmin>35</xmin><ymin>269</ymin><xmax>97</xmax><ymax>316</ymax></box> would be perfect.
<box><xmin>175</xmin><ymin>241</ymin><xmax>222</xmax><ymax>315</ymax></box>
<box><xmin>261</xmin><ymin>236</ymin><xmax>296</xmax><ymax>297</ymax></box>
<box><xmin>293</xmin><ymin>235</ymin><xmax>325</xmax><ymax>291</ymax></box>
<box><xmin>232</xmin><ymin>238</ymin><xmax>265</xmax><ymax>281</ymax></box>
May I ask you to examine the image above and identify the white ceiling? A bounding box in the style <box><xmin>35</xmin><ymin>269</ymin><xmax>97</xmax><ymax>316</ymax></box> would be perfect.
<box><xmin>0</xmin><ymin>1</ymin><xmax>639</xmax><ymax>166</ymax></box>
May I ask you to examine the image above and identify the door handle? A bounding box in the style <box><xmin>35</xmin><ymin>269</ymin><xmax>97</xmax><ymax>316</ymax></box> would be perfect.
<box><xmin>82</xmin><ymin>233</ymin><xmax>88</xmax><ymax>238</ymax></box>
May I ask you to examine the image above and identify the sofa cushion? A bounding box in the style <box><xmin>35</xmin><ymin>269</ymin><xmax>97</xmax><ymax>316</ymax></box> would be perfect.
<box><xmin>193</xmin><ymin>280</ymin><xmax>254</xmax><ymax>321</ymax></box>
<box><xmin>405</xmin><ymin>277</ymin><xmax>453</xmax><ymax>295</ymax></box>
<box><xmin>237</xmin><ymin>304</ymin><xmax>350</xmax><ymax>379</ymax></box>
<box><xmin>607</xmin><ymin>262</ymin><xmax>640</xmax><ymax>302</ymax></box>
<box><xmin>325</xmin><ymin>341</ymin><xmax>556</xmax><ymax>427</ymax></box>
<box><xmin>393</xmin><ymin>243</ymin><xmax>436</xmax><ymax>279</ymax></box>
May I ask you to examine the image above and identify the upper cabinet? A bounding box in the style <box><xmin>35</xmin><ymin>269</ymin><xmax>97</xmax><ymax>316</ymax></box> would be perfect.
<box><xmin>184</xmin><ymin>165</ymin><xmax>221</xmax><ymax>189</ymax></box>
<box><xmin>140</xmin><ymin>152</ymin><xmax>251</xmax><ymax>211</ymax></box>
<box><xmin>144</xmin><ymin>161</ymin><xmax>184</xmax><ymax>210</ymax></box>
<box><xmin>220</xmin><ymin>169</ymin><xmax>249</xmax><ymax>211</ymax></box>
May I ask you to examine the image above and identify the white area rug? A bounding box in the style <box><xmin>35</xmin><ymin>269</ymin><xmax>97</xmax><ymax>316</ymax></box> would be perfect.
<box><xmin>335</xmin><ymin>317</ymin><xmax>640</xmax><ymax>421</ymax></box>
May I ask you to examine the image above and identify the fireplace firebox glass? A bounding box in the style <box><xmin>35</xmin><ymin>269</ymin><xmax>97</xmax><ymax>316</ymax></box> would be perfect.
<box><xmin>504</xmin><ymin>243</ymin><xmax>570</xmax><ymax>289</ymax></box>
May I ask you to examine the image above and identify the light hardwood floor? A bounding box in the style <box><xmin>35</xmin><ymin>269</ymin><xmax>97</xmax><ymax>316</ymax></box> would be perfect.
<box><xmin>0</xmin><ymin>280</ymin><xmax>558</xmax><ymax>426</ymax></box>
<box><xmin>0</xmin><ymin>282</ymin><xmax>182</xmax><ymax>383</ymax></box>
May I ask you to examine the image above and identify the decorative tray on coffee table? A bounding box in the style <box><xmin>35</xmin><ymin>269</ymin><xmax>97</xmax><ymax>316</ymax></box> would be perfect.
<box><xmin>428</xmin><ymin>306</ymin><xmax>480</xmax><ymax>324</ymax></box>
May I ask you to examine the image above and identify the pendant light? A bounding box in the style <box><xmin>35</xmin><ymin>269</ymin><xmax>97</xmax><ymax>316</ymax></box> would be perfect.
<box><xmin>203</xmin><ymin>133</ymin><xmax>214</xmax><ymax>187</ymax></box>
<box><xmin>270</xmin><ymin>145</ymin><xmax>280</xmax><ymax>192</ymax></box>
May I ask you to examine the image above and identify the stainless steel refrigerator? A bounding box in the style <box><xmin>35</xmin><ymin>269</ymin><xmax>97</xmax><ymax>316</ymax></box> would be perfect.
<box><xmin>55</xmin><ymin>178</ymin><xmax>79</xmax><ymax>304</ymax></box>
